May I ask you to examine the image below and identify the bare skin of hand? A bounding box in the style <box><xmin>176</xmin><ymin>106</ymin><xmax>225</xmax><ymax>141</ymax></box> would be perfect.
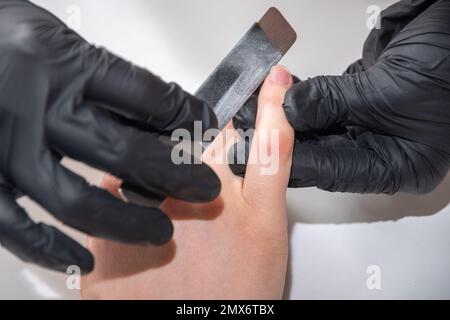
<box><xmin>81</xmin><ymin>66</ymin><xmax>294</xmax><ymax>300</ymax></box>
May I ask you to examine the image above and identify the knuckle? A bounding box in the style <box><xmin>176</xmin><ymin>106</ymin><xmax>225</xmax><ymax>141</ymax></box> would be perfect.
<box><xmin>109</xmin><ymin>134</ymin><xmax>136</xmax><ymax>170</ymax></box>
<box><xmin>400</xmin><ymin>145</ymin><xmax>449</xmax><ymax>195</ymax></box>
<box><xmin>54</xmin><ymin>187</ymin><xmax>86</xmax><ymax>219</ymax></box>
<box><xmin>2</xmin><ymin>21</ymin><xmax>35</xmax><ymax>50</ymax></box>
<box><xmin>1</xmin><ymin>21</ymin><xmax>49</xmax><ymax>59</ymax></box>
<box><xmin>408</xmin><ymin>169</ymin><xmax>446</xmax><ymax>195</ymax></box>
<box><xmin>40</xmin><ymin>178</ymin><xmax>91</xmax><ymax>221</ymax></box>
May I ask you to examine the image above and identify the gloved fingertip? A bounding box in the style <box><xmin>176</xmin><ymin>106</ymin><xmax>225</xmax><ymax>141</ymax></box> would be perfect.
<box><xmin>48</xmin><ymin>230</ymin><xmax>95</xmax><ymax>274</ymax></box>
<box><xmin>204</xmin><ymin>169</ymin><xmax>222</xmax><ymax>201</ymax></box>
<box><xmin>227</xmin><ymin>140</ymin><xmax>251</xmax><ymax>177</ymax></box>
<box><xmin>125</xmin><ymin>207</ymin><xmax>175</xmax><ymax>245</ymax></box>
<box><xmin>108</xmin><ymin>204</ymin><xmax>174</xmax><ymax>246</ymax></box>
<box><xmin>76</xmin><ymin>250</ymin><xmax>95</xmax><ymax>275</ymax></box>
<box><xmin>148</xmin><ymin>214</ymin><xmax>174</xmax><ymax>246</ymax></box>
<box><xmin>40</xmin><ymin>242</ymin><xmax>94</xmax><ymax>274</ymax></box>
<box><xmin>233</xmin><ymin>96</ymin><xmax>258</xmax><ymax>132</ymax></box>
<box><xmin>176</xmin><ymin>164</ymin><xmax>221</xmax><ymax>202</ymax></box>
<box><xmin>282</xmin><ymin>86</ymin><xmax>304</xmax><ymax>131</ymax></box>
<box><xmin>292</xmin><ymin>75</ymin><xmax>302</xmax><ymax>84</ymax></box>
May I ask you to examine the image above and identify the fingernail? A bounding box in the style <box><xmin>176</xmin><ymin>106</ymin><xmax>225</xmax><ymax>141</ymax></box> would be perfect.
<box><xmin>270</xmin><ymin>66</ymin><xmax>292</xmax><ymax>86</ymax></box>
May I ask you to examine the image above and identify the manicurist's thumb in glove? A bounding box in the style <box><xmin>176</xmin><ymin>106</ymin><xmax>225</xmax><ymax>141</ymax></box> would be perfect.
<box><xmin>234</xmin><ymin>0</ymin><xmax>450</xmax><ymax>195</ymax></box>
<box><xmin>0</xmin><ymin>0</ymin><xmax>220</xmax><ymax>273</ymax></box>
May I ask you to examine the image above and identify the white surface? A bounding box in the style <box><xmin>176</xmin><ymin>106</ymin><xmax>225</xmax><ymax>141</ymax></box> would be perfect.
<box><xmin>0</xmin><ymin>0</ymin><xmax>448</xmax><ymax>299</ymax></box>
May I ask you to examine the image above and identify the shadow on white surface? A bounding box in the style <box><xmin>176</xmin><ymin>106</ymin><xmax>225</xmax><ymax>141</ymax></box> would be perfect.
<box><xmin>287</xmin><ymin>174</ymin><xmax>450</xmax><ymax>225</ymax></box>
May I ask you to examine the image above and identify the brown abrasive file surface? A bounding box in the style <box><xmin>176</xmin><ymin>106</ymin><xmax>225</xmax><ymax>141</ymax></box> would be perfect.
<box><xmin>258</xmin><ymin>7</ymin><xmax>297</xmax><ymax>55</ymax></box>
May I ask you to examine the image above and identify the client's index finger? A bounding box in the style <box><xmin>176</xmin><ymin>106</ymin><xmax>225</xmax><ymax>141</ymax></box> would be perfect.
<box><xmin>258</xmin><ymin>7</ymin><xmax>297</xmax><ymax>55</ymax></box>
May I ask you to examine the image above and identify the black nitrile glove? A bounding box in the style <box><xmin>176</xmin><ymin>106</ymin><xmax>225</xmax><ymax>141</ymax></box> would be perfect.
<box><xmin>0</xmin><ymin>0</ymin><xmax>221</xmax><ymax>273</ymax></box>
<box><xmin>233</xmin><ymin>0</ymin><xmax>450</xmax><ymax>195</ymax></box>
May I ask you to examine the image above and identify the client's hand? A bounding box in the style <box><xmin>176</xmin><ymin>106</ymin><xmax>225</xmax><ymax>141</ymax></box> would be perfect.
<box><xmin>81</xmin><ymin>66</ymin><xmax>294</xmax><ymax>300</ymax></box>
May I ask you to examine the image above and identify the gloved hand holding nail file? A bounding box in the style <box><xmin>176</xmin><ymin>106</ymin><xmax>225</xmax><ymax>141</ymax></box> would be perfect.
<box><xmin>0</xmin><ymin>0</ymin><xmax>221</xmax><ymax>273</ymax></box>
<box><xmin>234</xmin><ymin>0</ymin><xmax>450</xmax><ymax>194</ymax></box>
<box><xmin>120</xmin><ymin>7</ymin><xmax>297</xmax><ymax>207</ymax></box>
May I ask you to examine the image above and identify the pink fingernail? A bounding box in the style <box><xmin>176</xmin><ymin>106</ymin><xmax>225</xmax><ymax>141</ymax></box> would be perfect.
<box><xmin>270</xmin><ymin>66</ymin><xmax>291</xmax><ymax>86</ymax></box>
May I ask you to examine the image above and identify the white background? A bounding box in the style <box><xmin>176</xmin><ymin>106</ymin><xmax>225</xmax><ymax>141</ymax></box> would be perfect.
<box><xmin>0</xmin><ymin>0</ymin><xmax>449</xmax><ymax>299</ymax></box>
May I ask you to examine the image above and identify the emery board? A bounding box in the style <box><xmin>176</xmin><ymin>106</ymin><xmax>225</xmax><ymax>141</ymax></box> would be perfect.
<box><xmin>196</xmin><ymin>7</ymin><xmax>297</xmax><ymax>129</ymax></box>
<box><xmin>120</xmin><ymin>7</ymin><xmax>297</xmax><ymax>208</ymax></box>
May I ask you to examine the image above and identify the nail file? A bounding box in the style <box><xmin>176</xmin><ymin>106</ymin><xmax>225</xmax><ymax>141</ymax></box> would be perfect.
<box><xmin>120</xmin><ymin>7</ymin><xmax>297</xmax><ymax>207</ymax></box>
<box><xmin>196</xmin><ymin>7</ymin><xmax>297</xmax><ymax>130</ymax></box>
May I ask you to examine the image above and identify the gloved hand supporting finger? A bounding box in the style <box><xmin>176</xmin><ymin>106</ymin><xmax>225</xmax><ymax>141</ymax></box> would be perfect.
<box><xmin>290</xmin><ymin>133</ymin><xmax>449</xmax><ymax>194</ymax></box>
<box><xmin>12</xmin><ymin>156</ymin><xmax>174</xmax><ymax>246</ymax></box>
